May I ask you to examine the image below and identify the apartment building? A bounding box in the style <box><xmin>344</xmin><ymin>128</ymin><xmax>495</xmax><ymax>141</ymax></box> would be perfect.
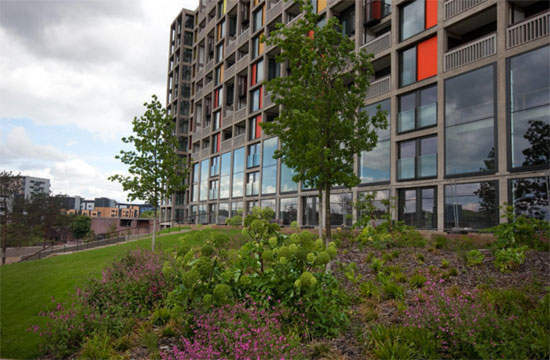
<box><xmin>163</xmin><ymin>0</ymin><xmax>550</xmax><ymax>232</ymax></box>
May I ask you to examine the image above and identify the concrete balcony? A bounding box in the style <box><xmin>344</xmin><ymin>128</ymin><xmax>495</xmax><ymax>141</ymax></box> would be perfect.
<box><xmin>507</xmin><ymin>11</ymin><xmax>549</xmax><ymax>49</ymax></box>
<box><xmin>235</xmin><ymin>107</ymin><xmax>247</xmax><ymax>121</ymax></box>
<box><xmin>266</xmin><ymin>0</ymin><xmax>283</xmax><ymax>23</ymax></box>
<box><xmin>221</xmin><ymin>138</ymin><xmax>233</xmax><ymax>152</ymax></box>
<box><xmin>233</xmin><ymin>133</ymin><xmax>246</xmax><ymax>147</ymax></box>
<box><xmin>200</xmin><ymin>148</ymin><xmax>210</xmax><ymax>159</ymax></box>
<box><xmin>236</xmin><ymin>54</ymin><xmax>249</xmax><ymax>73</ymax></box>
<box><xmin>360</xmin><ymin>32</ymin><xmax>391</xmax><ymax>57</ymax></box>
<box><xmin>205</xmin><ymin>60</ymin><xmax>214</xmax><ymax>73</ymax></box>
<box><xmin>203</xmin><ymin>80</ymin><xmax>213</xmax><ymax>96</ymax></box>
<box><xmin>264</xmin><ymin>91</ymin><xmax>275</xmax><ymax>108</ymax></box>
<box><xmin>226</xmin><ymin>37</ymin><xmax>237</xmax><ymax>55</ymax></box>
<box><xmin>195</xmin><ymin>87</ymin><xmax>203</xmax><ymax>100</ymax></box>
<box><xmin>444</xmin><ymin>0</ymin><xmax>487</xmax><ymax>20</ymax></box>
<box><xmin>225</xmin><ymin>63</ymin><xmax>236</xmax><ymax>79</ymax></box>
<box><xmin>366</xmin><ymin>76</ymin><xmax>391</xmax><ymax>100</ymax></box>
<box><xmin>444</xmin><ymin>33</ymin><xmax>496</xmax><ymax>72</ymax></box>
<box><xmin>238</xmin><ymin>29</ymin><xmax>250</xmax><ymax>47</ymax></box>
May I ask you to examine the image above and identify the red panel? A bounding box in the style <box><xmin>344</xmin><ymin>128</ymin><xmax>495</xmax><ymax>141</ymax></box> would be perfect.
<box><xmin>425</xmin><ymin>0</ymin><xmax>437</xmax><ymax>29</ymax></box>
<box><xmin>214</xmin><ymin>89</ymin><xmax>219</xmax><ymax>107</ymax></box>
<box><xmin>251</xmin><ymin>64</ymin><xmax>257</xmax><ymax>85</ymax></box>
<box><xmin>417</xmin><ymin>36</ymin><xmax>437</xmax><ymax>81</ymax></box>
<box><xmin>255</xmin><ymin>115</ymin><xmax>262</xmax><ymax>138</ymax></box>
<box><xmin>216</xmin><ymin>133</ymin><xmax>221</xmax><ymax>152</ymax></box>
<box><xmin>189</xmin><ymin>135</ymin><xmax>192</xmax><ymax>150</ymax></box>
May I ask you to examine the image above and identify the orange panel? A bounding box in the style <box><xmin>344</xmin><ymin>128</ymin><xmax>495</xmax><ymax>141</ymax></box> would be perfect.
<box><xmin>258</xmin><ymin>32</ymin><xmax>264</xmax><ymax>54</ymax></box>
<box><xmin>417</xmin><ymin>36</ymin><xmax>437</xmax><ymax>81</ymax></box>
<box><xmin>317</xmin><ymin>0</ymin><xmax>326</xmax><ymax>13</ymax></box>
<box><xmin>251</xmin><ymin>63</ymin><xmax>257</xmax><ymax>85</ymax></box>
<box><xmin>425</xmin><ymin>0</ymin><xmax>437</xmax><ymax>29</ymax></box>
<box><xmin>255</xmin><ymin>115</ymin><xmax>262</xmax><ymax>138</ymax></box>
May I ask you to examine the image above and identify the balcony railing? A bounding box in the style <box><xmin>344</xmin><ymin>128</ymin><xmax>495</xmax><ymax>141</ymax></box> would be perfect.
<box><xmin>444</xmin><ymin>0</ymin><xmax>487</xmax><ymax>20</ymax></box>
<box><xmin>238</xmin><ymin>29</ymin><xmax>250</xmax><ymax>47</ymax></box>
<box><xmin>221</xmin><ymin>138</ymin><xmax>233</xmax><ymax>151</ymax></box>
<box><xmin>264</xmin><ymin>91</ymin><xmax>274</xmax><ymax>107</ymax></box>
<box><xmin>225</xmin><ymin>63</ymin><xmax>235</xmax><ymax>79</ymax></box>
<box><xmin>226</xmin><ymin>37</ymin><xmax>236</xmax><ymax>56</ymax></box>
<box><xmin>366</xmin><ymin>76</ymin><xmax>391</xmax><ymax>99</ymax></box>
<box><xmin>361</xmin><ymin>31</ymin><xmax>391</xmax><ymax>57</ymax></box>
<box><xmin>444</xmin><ymin>33</ymin><xmax>496</xmax><ymax>72</ymax></box>
<box><xmin>418</xmin><ymin>154</ymin><xmax>437</xmax><ymax>178</ymax></box>
<box><xmin>507</xmin><ymin>11</ymin><xmax>550</xmax><ymax>49</ymax></box>
<box><xmin>233</xmin><ymin>133</ymin><xmax>246</xmax><ymax>147</ymax></box>
<box><xmin>267</xmin><ymin>0</ymin><xmax>282</xmax><ymax>23</ymax></box>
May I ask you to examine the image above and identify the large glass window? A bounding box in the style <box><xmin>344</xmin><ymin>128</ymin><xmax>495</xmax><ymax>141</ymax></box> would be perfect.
<box><xmin>280</xmin><ymin>161</ymin><xmax>298</xmax><ymax>192</ymax></box>
<box><xmin>400</xmin><ymin>47</ymin><xmax>416</xmax><ymax>87</ymax></box>
<box><xmin>510</xmin><ymin>177</ymin><xmax>549</xmax><ymax>221</ymax></box>
<box><xmin>444</xmin><ymin>181</ymin><xmax>498</xmax><ymax>230</ymax></box>
<box><xmin>398</xmin><ymin>187</ymin><xmax>436</xmax><ymax>229</ymax></box>
<box><xmin>219</xmin><ymin>203</ymin><xmax>229</xmax><ymax>224</ymax></box>
<box><xmin>398</xmin><ymin>85</ymin><xmax>437</xmax><ymax>133</ymax></box>
<box><xmin>279</xmin><ymin>198</ymin><xmax>298</xmax><ymax>225</ymax></box>
<box><xmin>445</xmin><ymin>65</ymin><xmax>495</xmax><ymax>176</ymax></box>
<box><xmin>357</xmin><ymin>190</ymin><xmax>390</xmax><ymax>226</ymax></box>
<box><xmin>261</xmin><ymin>137</ymin><xmax>278</xmax><ymax>195</ymax></box>
<box><xmin>220</xmin><ymin>152</ymin><xmax>231</xmax><ymax>199</ymax></box>
<box><xmin>210</xmin><ymin>156</ymin><xmax>220</xmax><ymax>176</ymax></box>
<box><xmin>330</xmin><ymin>193</ymin><xmax>353</xmax><ymax>227</ymax></box>
<box><xmin>398</xmin><ymin>136</ymin><xmax>437</xmax><ymax>180</ymax></box>
<box><xmin>253</xmin><ymin>6</ymin><xmax>264</xmax><ymax>32</ymax></box>
<box><xmin>400</xmin><ymin>0</ymin><xmax>425</xmax><ymax>41</ymax></box>
<box><xmin>360</xmin><ymin>99</ymin><xmax>390</xmax><ymax>184</ymax></box>
<box><xmin>302</xmin><ymin>196</ymin><xmax>320</xmax><ymax>226</ymax></box>
<box><xmin>246</xmin><ymin>171</ymin><xmax>260</xmax><ymax>196</ymax></box>
<box><xmin>200</xmin><ymin>159</ymin><xmax>209</xmax><ymax>201</ymax></box>
<box><xmin>261</xmin><ymin>199</ymin><xmax>276</xmax><ymax>212</ymax></box>
<box><xmin>247</xmin><ymin>143</ymin><xmax>260</xmax><ymax>168</ymax></box>
<box><xmin>251</xmin><ymin>87</ymin><xmax>262</xmax><ymax>112</ymax></box>
<box><xmin>231</xmin><ymin>201</ymin><xmax>243</xmax><ymax>217</ymax></box>
<box><xmin>209</xmin><ymin>179</ymin><xmax>219</xmax><ymax>200</ymax></box>
<box><xmin>340</xmin><ymin>5</ymin><xmax>355</xmax><ymax>37</ymax></box>
<box><xmin>232</xmin><ymin>147</ymin><xmax>245</xmax><ymax>197</ymax></box>
<box><xmin>509</xmin><ymin>46</ymin><xmax>550</xmax><ymax>170</ymax></box>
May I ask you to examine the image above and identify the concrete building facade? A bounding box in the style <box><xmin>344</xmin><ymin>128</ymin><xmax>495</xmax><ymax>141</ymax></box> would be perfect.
<box><xmin>163</xmin><ymin>0</ymin><xmax>549</xmax><ymax>232</ymax></box>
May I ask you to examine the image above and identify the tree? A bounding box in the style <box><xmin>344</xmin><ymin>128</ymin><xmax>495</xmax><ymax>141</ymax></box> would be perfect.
<box><xmin>0</xmin><ymin>171</ymin><xmax>21</xmax><ymax>264</ymax></box>
<box><xmin>262</xmin><ymin>1</ymin><xmax>387</xmax><ymax>243</ymax></box>
<box><xmin>139</xmin><ymin>210</ymin><xmax>154</xmax><ymax>218</ymax></box>
<box><xmin>109</xmin><ymin>95</ymin><xmax>188</xmax><ymax>250</ymax></box>
<box><xmin>70</xmin><ymin>215</ymin><xmax>91</xmax><ymax>240</ymax></box>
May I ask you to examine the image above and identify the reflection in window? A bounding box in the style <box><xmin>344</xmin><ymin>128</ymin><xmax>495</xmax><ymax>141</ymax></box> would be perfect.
<box><xmin>200</xmin><ymin>159</ymin><xmax>209</xmax><ymax>201</ymax></box>
<box><xmin>360</xmin><ymin>99</ymin><xmax>390</xmax><ymax>183</ymax></box>
<box><xmin>231</xmin><ymin>201</ymin><xmax>243</xmax><ymax>217</ymax></box>
<box><xmin>400</xmin><ymin>47</ymin><xmax>416</xmax><ymax>87</ymax></box>
<box><xmin>280</xmin><ymin>198</ymin><xmax>298</xmax><ymax>225</ymax></box>
<box><xmin>444</xmin><ymin>182</ymin><xmax>498</xmax><ymax>230</ymax></box>
<box><xmin>398</xmin><ymin>136</ymin><xmax>437</xmax><ymax>180</ymax></box>
<box><xmin>330</xmin><ymin>193</ymin><xmax>353</xmax><ymax>227</ymax></box>
<box><xmin>510</xmin><ymin>177</ymin><xmax>549</xmax><ymax>221</ymax></box>
<box><xmin>302</xmin><ymin>196</ymin><xmax>320</xmax><ymax>226</ymax></box>
<box><xmin>357</xmin><ymin>190</ymin><xmax>390</xmax><ymax>226</ymax></box>
<box><xmin>398</xmin><ymin>187</ymin><xmax>436</xmax><ymax>229</ymax></box>
<box><xmin>220</xmin><ymin>152</ymin><xmax>231</xmax><ymax>199</ymax></box>
<box><xmin>509</xmin><ymin>46</ymin><xmax>549</xmax><ymax>170</ymax></box>
<box><xmin>400</xmin><ymin>0</ymin><xmax>424</xmax><ymax>41</ymax></box>
<box><xmin>398</xmin><ymin>85</ymin><xmax>437</xmax><ymax>133</ymax></box>
<box><xmin>246</xmin><ymin>171</ymin><xmax>259</xmax><ymax>196</ymax></box>
<box><xmin>445</xmin><ymin>65</ymin><xmax>495</xmax><ymax>176</ymax></box>
<box><xmin>262</xmin><ymin>138</ymin><xmax>278</xmax><ymax>195</ymax></box>
<box><xmin>219</xmin><ymin>202</ymin><xmax>229</xmax><ymax>224</ymax></box>
<box><xmin>261</xmin><ymin>199</ymin><xmax>276</xmax><ymax>212</ymax></box>
<box><xmin>280</xmin><ymin>162</ymin><xmax>298</xmax><ymax>192</ymax></box>
<box><xmin>247</xmin><ymin>143</ymin><xmax>260</xmax><ymax>168</ymax></box>
<box><xmin>232</xmin><ymin>147</ymin><xmax>245</xmax><ymax>197</ymax></box>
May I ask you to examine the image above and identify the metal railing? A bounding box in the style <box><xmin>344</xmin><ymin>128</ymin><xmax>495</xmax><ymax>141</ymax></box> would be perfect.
<box><xmin>366</xmin><ymin>76</ymin><xmax>391</xmax><ymax>99</ymax></box>
<box><xmin>444</xmin><ymin>33</ymin><xmax>496</xmax><ymax>72</ymax></box>
<box><xmin>444</xmin><ymin>0</ymin><xmax>487</xmax><ymax>20</ymax></box>
<box><xmin>361</xmin><ymin>31</ymin><xmax>391</xmax><ymax>57</ymax></box>
<box><xmin>507</xmin><ymin>11</ymin><xmax>550</xmax><ymax>49</ymax></box>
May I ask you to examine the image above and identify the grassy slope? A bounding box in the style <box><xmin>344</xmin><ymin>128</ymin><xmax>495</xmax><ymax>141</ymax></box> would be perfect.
<box><xmin>0</xmin><ymin>230</ymin><xmax>211</xmax><ymax>359</ymax></box>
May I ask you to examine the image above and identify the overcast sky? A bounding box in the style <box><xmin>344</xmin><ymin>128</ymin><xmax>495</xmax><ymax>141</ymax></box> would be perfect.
<box><xmin>0</xmin><ymin>0</ymin><xmax>198</xmax><ymax>202</ymax></box>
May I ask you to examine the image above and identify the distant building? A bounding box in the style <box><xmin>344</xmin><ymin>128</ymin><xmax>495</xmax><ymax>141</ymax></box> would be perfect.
<box><xmin>19</xmin><ymin>176</ymin><xmax>50</xmax><ymax>198</ymax></box>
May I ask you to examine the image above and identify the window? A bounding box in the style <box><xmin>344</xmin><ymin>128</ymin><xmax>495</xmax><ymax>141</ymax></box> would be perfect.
<box><xmin>216</xmin><ymin>43</ymin><xmax>224</xmax><ymax>63</ymax></box>
<box><xmin>231</xmin><ymin>201</ymin><xmax>243</xmax><ymax>217</ymax></box>
<box><xmin>398</xmin><ymin>85</ymin><xmax>437</xmax><ymax>133</ymax></box>
<box><xmin>261</xmin><ymin>199</ymin><xmax>276</xmax><ymax>212</ymax></box>
<box><xmin>192</xmin><ymin>163</ymin><xmax>199</xmax><ymax>202</ymax></box>
<box><xmin>340</xmin><ymin>5</ymin><xmax>355</xmax><ymax>37</ymax></box>
<box><xmin>200</xmin><ymin>159</ymin><xmax>209</xmax><ymax>201</ymax></box>
<box><xmin>211</xmin><ymin>156</ymin><xmax>220</xmax><ymax>176</ymax></box>
<box><xmin>262</xmin><ymin>137</ymin><xmax>278</xmax><ymax>195</ymax></box>
<box><xmin>212</xmin><ymin>133</ymin><xmax>221</xmax><ymax>153</ymax></box>
<box><xmin>218</xmin><ymin>203</ymin><xmax>229</xmax><ymax>223</ymax></box>
<box><xmin>184</xmin><ymin>48</ymin><xmax>193</xmax><ymax>63</ymax></box>
<box><xmin>509</xmin><ymin>46</ymin><xmax>549</xmax><ymax>170</ymax></box>
<box><xmin>360</xmin><ymin>99</ymin><xmax>390</xmax><ymax>184</ymax></box>
<box><xmin>330</xmin><ymin>193</ymin><xmax>353</xmax><ymax>227</ymax></box>
<box><xmin>280</xmin><ymin>162</ymin><xmax>298</xmax><ymax>192</ymax></box>
<box><xmin>251</xmin><ymin>87</ymin><xmax>262</xmax><ymax>112</ymax></box>
<box><xmin>213</xmin><ymin>110</ymin><xmax>221</xmax><ymax>130</ymax></box>
<box><xmin>445</xmin><ymin>64</ymin><xmax>495</xmax><ymax>176</ymax></box>
<box><xmin>232</xmin><ymin>147</ymin><xmax>245</xmax><ymax>197</ymax></box>
<box><xmin>510</xmin><ymin>177</ymin><xmax>549</xmax><ymax>221</ymax></box>
<box><xmin>279</xmin><ymin>198</ymin><xmax>298</xmax><ymax>225</ymax></box>
<box><xmin>215</xmin><ymin>66</ymin><xmax>223</xmax><ymax>85</ymax></box>
<box><xmin>181</xmin><ymin>84</ymin><xmax>191</xmax><ymax>98</ymax></box>
<box><xmin>251</xmin><ymin>60</ymin><xmax>264</xmax><ymax>85</ymax></box>
<box><xmin>302</xmin><ymin>196</ymin><xmax>320</xmax><ymax>226</ymax></box>
<box><xmin>182</xmin><ymin>65</ymin><xmax>191</xmax><ymax>80</ymax></box>
<box><xmin>398</xmin><ymin>136</ymin><xmax>437</xmax><ymax>180</ymax></box>
<box><xmin>445</xmin><ymin>182</ymin><xmax>498</xmax><ymax>230</ymax></box>
<box><xmin>253</xmin><ymin>6</ymin><xmax>264</xmax><ymax>32</ymax></box>
<box><xmin>185</xmin><ymin>14</ymin><xmax>194</xmax><ymax>29</ymax></box>
<box><xmin>249</xmin><ymin>115</ymin><xmax>262</xmax><ymax>140</ymax></box>
<box><xmin>357</xmin><ymin>190</ymin><xmax>390</xmax><ymax>226</ymax></box>
<box><xmin>252</xmin><ymin>32</ymin><xmax>263</xmax><ymax>58</ymax></box>
<box><xmin>220</xmin><ymin>152</ymin><xmax>231</xmax><ymax>199</ymax></box>
<box><xmin>209</xmin><ymin>180</ymin><xmax>219</xmax><ymax>200</ymax></box>
<box><xmin>399</xmin><ymin>0</ymin><xmax>437</xmax><ymax>41</ymax></box>
<box><xmin>399</xmin><ymin>36</ymin><xmax>437</xmax><ymax>87</ymax></box>
<box><xmin>247</xmin><ymin>143</ymin><xmax>260</xmax><ymax>168</ymax></box>
<box><xmin>184</xmin><ymin>31</ymin><xmax>193</xmax><ymax>45</ymax></box>
<box><xmin>246</xmin><ymin>171</ymin><xmax>260</xmax><ymax>196</ymax></box>
<box><xmin>217</xmin><ymin>19</ymin><xmax>225</xmax><ymax>40</ymax></box>
<box><xmin>268</xmin><ymin>58</ymin><xmax>280</xmax><ymax>80</ymax></box>
<box><xmin>180</xmin><ymin>101</ymin><xmax>190</xmax><ymax>116</ymax></box>
<box><xmin>398</xmin><ymin>187</ymin><xmax>436</xmax><ymax>229</ymax></box>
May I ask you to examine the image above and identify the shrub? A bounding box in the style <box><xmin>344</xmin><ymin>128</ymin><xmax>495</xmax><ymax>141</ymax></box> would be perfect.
<box><xmin>395</xmin><ymin>229</ymin><xmax>426</xmax><ymax>248</ymax></box>
<box><xmin>494</xmin><ymin>246</ymin><xmax>527</xmax><ymax>273</ymax></box>
<box><xmin>434</xmin><ymin>235</ymin><xmax>448</xmax><ymax>249</ymax></box>
<box><xmin>409</xmin><ymin>274</ymin><xmax>427</xmax><ymax>288</ymax></box>
<box><xmin>416</xmin><ymin>253</ymin><xmax>424</xmax><ymax>263</ymax></box>
<box><xmin>360</xmin><ymin>280</ymin><xmax>381</xmax><ymax>301</ymax></box>
<box><xmin>370</xmin><ymin>257</ymin><xmax>384</xmax><ymax>274</ymax></box>
<box><xmin>382</xmin><ymin>280</ymin><xmax>404</xmax><ymax>300</ymax></box>
<box><xmin>79</xmin><ymin>331</ymin><xmax>115</xmax><ymax>360</ymax></box>
<box><xmin>441</xmin><ymin>259</ymin><xmax>450</xmax><ymax>269</ymax></box>
<box><xmin>364</xmin><ymin>325</ymin><xmax>439</xmax><ymax>360</ymax></box>
<box><xmin>161</xmin><ymin>302</ymin><xmax>301</xmax><ymax>360</ymax></box>
<box><xmin>466</xmin><ymin>249</ymin><xmax>485</xmax><ymax>266</ymax></box>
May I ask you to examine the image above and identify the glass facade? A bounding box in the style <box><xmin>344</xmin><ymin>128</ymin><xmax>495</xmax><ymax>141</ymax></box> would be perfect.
<box><xmin>219</xmin><ymin>202</ymin><xmax>229</xmax><ymax>224</ymax></box>
<box><xmin>261</xmin><ymin>138</ymin><xmax>278</xmax><ymax>195</ymax></box>
<box><xmin>398</xmin><ymin>136</ymin><xmax>437</xmax><ymax>180</ymax></box>
<box><xmin>358</xmin><ymin>190</ymin><xmax>390</xmax><ymax>226</ymax></box>
<box><xmin>398</xmin><ymin>187</ymin><xmax>436</xmax><ymax>229</ymax></box>
<box><xmin>400</xmin><ymin>0</ymin><xmax>424</xmax><ymax>41</ymax></box>
<box><xmin>199</xmin><ymin>159</ymin><xmax>209</xmax><ymax>201</ymax></box>
<box><xmin>302</xmin><ymin>196</ymin><xmax>320</xmax><ymax>226</ymax></box>
<box><xmin>261</xmin><ymin>199</ymin><xmax>276</xmax><ymax>212</ymax></box>
<box><xmin>509</xmin><ymin>46</ymin><xmax>550</xmax><ymax>170</ymax></box>
<box><xmin>360</xmin><ymin>99</ymin><xmax>391</xmax><ymax>184</ymax></box>
<box><xmin>445</xmin><ymin>65</ymin><xmax>495</xmax><ymax>176</ymax></box>
<box><xmin>280</xmin><ymin>162</ymin><xmax>298</xmax><ymax>193</ymax></box>
<box><xmin>279</xmin><ymin>198</ymin><xmax>298</xmax><ymax>225</ymax></box>
<box><xmin>510</xmin><ymin>177</ymin><xmax>549</xmax><ymax>221</ymax></box>
<box><xmin>400</xmin><ymin>46</ymin><xmax>416</xmax><ymax>87</ymax></box>
<box><xmin>444</xmin><ymin>182</ymin><xmax>498</xmax><ymax>229</ymax></box>
<box><xmin>247</xmin><ymin>143</ymin><xmax>260</xmax><ymax>168</ymax></box>
<box><xmin>232</xmin><ymin>147</ymin><xmax>245</xmax><ymax>197</ymax></box>
<box><xmin>220</xmin><ymin>152</ymin><xmax>231</xmax><ymax>199</ymax></box>
<box><xmin>330</xmin><ymin>193</ymin><xmax>353</xmax><ymax>227</ymax></box>
<box><xmin>398</xmin><ymin>85</ymin><xmax>437</xmax><ymax>133</ymax></box>
<box><xmin>246</xmin><ymin>171</ymin><xmax>260</xmax><ymax>196</ymax></box>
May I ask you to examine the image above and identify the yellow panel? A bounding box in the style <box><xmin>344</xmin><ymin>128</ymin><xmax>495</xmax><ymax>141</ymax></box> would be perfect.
<box><xmin>220</xmin><ymin>65</ymin><xmax>224</xmax><ymax>82</ymax></box>
<box><xmin>317</xmin><ymin>0</ymin><xmax>326</xmax><ymax>13</ymax></box>
<box><xmin>223</xmin><ymin>0</ymin><xmax>227</xmax><ymax>14</ymax></box>
<box><xmin>258</xmin><ymin>31</ymin><xmax>264</xmax><ymax>54</ymax></box>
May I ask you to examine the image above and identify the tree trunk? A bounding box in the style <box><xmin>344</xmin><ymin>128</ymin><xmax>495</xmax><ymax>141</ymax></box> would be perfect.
<box><xmin>324</xmin><ymin>183</ymin><xmax>332</xmax><ymax>246</ymax></box>
<box><xmin>152</xmin><ymin>208</ymin><xmax>157</xmax><ymax>251</ymax></box>
<box><xmin>318</xmin><ymin>189</ymin><xmax>323</xmax><ymax>239</ymax></box>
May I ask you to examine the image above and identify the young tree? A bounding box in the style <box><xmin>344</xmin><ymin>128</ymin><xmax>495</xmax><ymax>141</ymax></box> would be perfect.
<box><xmin>0</xmin><ymin>171</ymin><xmax>21</xmax><ymax>264</ymax></box>
<box><xmin>262</xmin><ymin>1</ymin><xmax>387</xmax><ymax>243</ymax></box>
<box><xmin>70</xmin><ymin>215</ymin><xmax>91</xmax><ymax>240</ymax></box>
<box><xmin>109</xmin><ymin>95</ymin><xmax>188</xmax><ymax>250</ymax></box>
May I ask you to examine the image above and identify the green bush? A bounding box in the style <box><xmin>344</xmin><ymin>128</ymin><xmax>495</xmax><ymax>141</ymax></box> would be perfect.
<box><xmin>79</xmin><ymin>331</ymin><xmax>115</xmax><ymax>360</ymax></box>
<box><xmin>434</xmin><ymin>235</ymin><xmax>448</xmax><ymax>249</ymax></box>
<box><xmin>370</xmin><ymin>257</ymin><xmax>384</xmax><ymax>274</ymax></box>
<box><xmin>360</xmin><ymin>280</ymin><xmax>381</xmax><ymax>300</ymax></box>
<box><xmin>409</xmin><ymin>274</ymin><xmax>427</xmax><ymax>288</ymax></box>
<box><xmin>365</xmin><ymin>325</ymin><xmax>439</xmax><ymax>360</ymax></box>
<box><xmin>382</xmin><ymin>280</ymin><xmax>404</xmax><ymax>300</ymax></box>
<box><xmin>494</xmin><ymin>246</ymin><xmax>527</xmax><ymax>273</ymax></box>
<box><xmin>466</xmin><ymin>249</ymin><xmax>485</xmax><ymax>266</ymax></box>
<box><xmin>441</xmin><ymin>259</ymin><xmax>450</xmax><ymax>269</ymax></box>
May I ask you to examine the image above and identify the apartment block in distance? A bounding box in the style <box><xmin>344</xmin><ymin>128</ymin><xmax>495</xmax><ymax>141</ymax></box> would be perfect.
<box><xmin>162</xmin><ymin>0</ymin><xmax>550</xmax><ymax>232</ymax></box>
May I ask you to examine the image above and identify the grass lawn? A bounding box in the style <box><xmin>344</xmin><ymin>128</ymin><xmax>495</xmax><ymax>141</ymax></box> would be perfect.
<box><xmin>0</xmin><ymin>229</ymin><xmax>233</xmax><ymax>359</ymax></box>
